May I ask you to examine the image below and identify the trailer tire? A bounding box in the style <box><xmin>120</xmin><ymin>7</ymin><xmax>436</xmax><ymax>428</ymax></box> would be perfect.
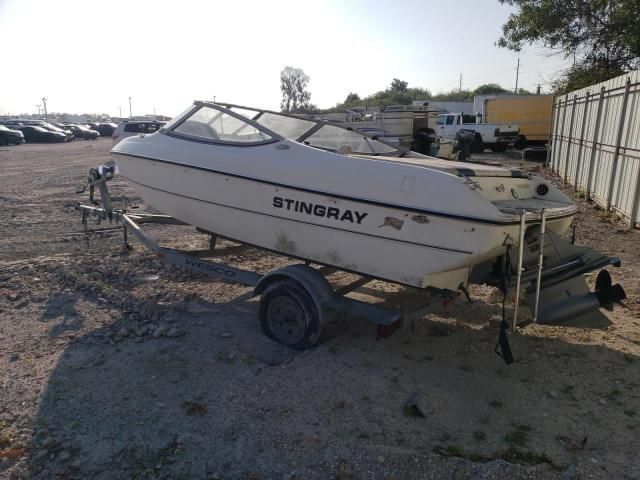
<box><xmin>490</xmin><ymin>143</ymin><xmax>508</xmax><ymax>153</ymax></box>
<box><xmin>259</xmin><ymin>279</ymin><xmax>322</xmax><ymax>350</ymax></box>
<box><xmin>471</xmin><ymin>133</ymin><xmax>484</xmax><ymax>153</ymax></box>
<box><xmin>413</xmin><ymin>127</ymin><xmax>437</xmax><ymax>154</ymax></box>
<box><xmin>515</xmin><ymin>135</ymin><xmax>527</xmax><ymax>150</ymax></box>
<box><xmin>522</xmin><ymin>147</ymin><xmax>548</xmax><ymax>162</ymax></box>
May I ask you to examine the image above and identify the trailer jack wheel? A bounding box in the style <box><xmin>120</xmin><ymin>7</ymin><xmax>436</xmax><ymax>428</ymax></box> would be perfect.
<box><xmin>259</xmin><ymin>280</ymin><xmax>321</xmax><ymax>350</ymax></box>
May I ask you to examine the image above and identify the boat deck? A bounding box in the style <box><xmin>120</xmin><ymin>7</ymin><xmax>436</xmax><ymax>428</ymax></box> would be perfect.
<box><xmin>360</xmin><ymin>154</ymin><xmax>526</xmax><ymax>178</ymax></box>
<box><xmin>492</xmin><ymin>198</ymin><xmax>574</xmax><ymax>214</ymax></box>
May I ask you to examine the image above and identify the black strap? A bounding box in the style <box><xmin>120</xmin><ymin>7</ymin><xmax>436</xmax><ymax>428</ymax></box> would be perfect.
<box><xmin>495</xmin><ymin>318</ymin><xmax>514</xmax><ymax>365</ymax></box>
<box><xmin>494</xmin><ymin>245</ymin><xmax>515</xmax><ymax>365</ymax></box>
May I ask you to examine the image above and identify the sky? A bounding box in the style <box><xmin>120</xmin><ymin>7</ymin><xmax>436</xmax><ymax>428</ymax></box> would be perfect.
<box><xmin>0</xmin><ymin>0</ymin><xmax>572</xmax><ymax>117</ymax></box>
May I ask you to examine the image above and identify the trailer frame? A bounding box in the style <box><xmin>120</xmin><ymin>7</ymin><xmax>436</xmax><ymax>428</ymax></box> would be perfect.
<box><xmin>74</xmin><ymin>171</ymin><xmax>448</xmax><ymax>348</ymax></box>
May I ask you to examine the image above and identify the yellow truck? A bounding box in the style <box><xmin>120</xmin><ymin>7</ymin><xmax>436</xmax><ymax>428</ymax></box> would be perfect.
<box><xmin>483</xmin><ymin>95</ymin><xmax>553</xmax><ymax>148</ymax></box>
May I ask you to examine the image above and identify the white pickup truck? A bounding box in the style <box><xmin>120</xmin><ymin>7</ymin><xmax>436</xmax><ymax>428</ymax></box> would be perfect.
<box><xmin>436</xmin><ymin>113</ymin><xmax>519</xmax><ymax>153</ymax></box>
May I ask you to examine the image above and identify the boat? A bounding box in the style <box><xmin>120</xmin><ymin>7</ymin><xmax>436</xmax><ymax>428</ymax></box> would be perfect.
<box><xmin>110</xmin><ymin>101</ymin><xmax>624</xmax><ymax>325</ymax></box>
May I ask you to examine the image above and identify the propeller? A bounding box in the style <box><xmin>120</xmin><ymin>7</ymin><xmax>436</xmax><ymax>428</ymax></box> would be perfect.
<box><xmin>594</xmin><ymin>270</ymin><xmax>626</xmax><ymax>310</ymax></box>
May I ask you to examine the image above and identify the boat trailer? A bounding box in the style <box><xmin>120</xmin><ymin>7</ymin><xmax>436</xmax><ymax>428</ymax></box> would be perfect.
<box><xmin>75</xmin><ymin>164</ymin><xmax>625</xmax><ymax>362</ymax></box>
<box><xmin>75</xmin><ymin>165</ymin><xmax>454</xmax><ymax>351</ymax></box>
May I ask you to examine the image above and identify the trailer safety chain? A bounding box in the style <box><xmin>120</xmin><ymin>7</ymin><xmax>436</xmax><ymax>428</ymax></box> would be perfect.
<box><xmin>457</xmin><ymin>283</ymin><xmax>473</xmax><ymax>304</ymax></box>
<box><xmin>494</xmin><ymin>244</ymin><xmax>515</xmax><ymax>365</ymax></box>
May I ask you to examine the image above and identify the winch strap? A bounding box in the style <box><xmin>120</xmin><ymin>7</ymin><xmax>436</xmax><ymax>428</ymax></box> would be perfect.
<box><xmin>495</xmin><ymin>244</ymin><xmax>515</xmax><ymax>365</ymax></box>
<box><xmin>494</xmin><ymin>319</ymin><xmax>514</xmax><ymax>365</ymax></box>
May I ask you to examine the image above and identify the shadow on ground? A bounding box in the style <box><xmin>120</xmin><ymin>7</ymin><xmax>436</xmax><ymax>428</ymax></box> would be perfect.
<box><xmin>21</xmin><ymin>284</ymin><xmax>640</xmax><ymax>479</ymax></box>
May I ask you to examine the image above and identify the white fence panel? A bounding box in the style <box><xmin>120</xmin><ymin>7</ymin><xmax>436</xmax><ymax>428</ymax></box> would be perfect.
<box><xmin>549</xmin><ymin>70</ymin><xmax>640</xmax><ymax>228</ymax></box>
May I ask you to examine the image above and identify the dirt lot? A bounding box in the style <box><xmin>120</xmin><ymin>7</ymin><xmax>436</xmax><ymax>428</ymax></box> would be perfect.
<box><xmin>0</xmin><ymin>140</ymin><xmax>639</xmax><ymax>480</ymax></box>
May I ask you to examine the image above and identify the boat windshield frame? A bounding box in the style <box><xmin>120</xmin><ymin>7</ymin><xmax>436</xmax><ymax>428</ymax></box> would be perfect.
<box><xmin>161</xmin><ymin>100</ymin><xmax>406</xmax><ymax>156</ymax></box>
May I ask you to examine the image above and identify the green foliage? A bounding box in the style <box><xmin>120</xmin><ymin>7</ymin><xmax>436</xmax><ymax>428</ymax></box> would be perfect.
<box><xmin>551</xmin><ymin>63</ymin><xmax>627</xmax><ymax>93</ymax></box>
<box><xmin>431</xmin><ymin>89</ymin><xmax>474</xmax><ymax>102</ymax></box>
<box><xmin>473</xmin><ymin>83</ymin><xmax>511</xmax><ymax>95</ymax></box>
<box><xmin>280</xmin><ymin>66</ymin><xmax>313</xmax><ymax>113</ymax></box>
<box><xmin>324</xmin><ymin>79</ymin><xmax>431</xmax><ymax>112</ymax></box>
<box><xmin>320</xmin><ymin>79</ymin><xmax>512</xmax><ymax>113</ymax></box>
<box><xmin>498</xmin><ymin>0</ymin><xmax>640</xmax><ymax>93</ymax></box>
<box><xmin>390</xmin><ymin>78</ymin><xmax>409</xmax><ymax>93</ymax></box>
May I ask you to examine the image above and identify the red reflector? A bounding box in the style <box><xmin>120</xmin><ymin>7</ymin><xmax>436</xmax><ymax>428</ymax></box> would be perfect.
<box><xmin>376</xmin><ymin>319</ymin><xmax>403</xmax><ymax>339</ymax></box>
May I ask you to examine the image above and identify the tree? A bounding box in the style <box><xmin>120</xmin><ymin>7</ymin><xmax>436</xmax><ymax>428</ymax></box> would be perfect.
<box><xmin>321</xmin><ymin>80</ymin><xmax>431</xmax><ymax>113</ymax></box>
<box><xmin>431</xmin><ymin>89</ymin><xmax>474</xmax><ymax>102</ymax></box>
<box><xmin>550</xmin><ymin>63</ymin><xmax>620</xmax><ymax>93</ymax></box>
<box><xmin>280</xmin><ymin>66</ymin><xmax>312</xmax><ymax>113</ymax></box>
<box><xmin>473</xmin><ymin>83</ymin><xmax>510</xmax><ymax>95</ymax></box>
<box><xmin>390</xmin><ymin>78</ymin><xmax>408</xmax><ymax>93</ymax></box>
<box><xmin>497</xmin><ymin>0</ymin><xmax>640</xmax><ymax>92</ymax></box>
<box><xmin>344</xmin><ymin>92</ymin><xmax>360</xmax><ymax>104</ymax></box>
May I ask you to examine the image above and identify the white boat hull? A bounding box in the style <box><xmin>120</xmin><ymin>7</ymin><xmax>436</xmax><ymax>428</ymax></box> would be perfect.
<box><xmin>114</xmin><ymin>152</ymin><xmax>572</xmax><ymax>290</ymax></box>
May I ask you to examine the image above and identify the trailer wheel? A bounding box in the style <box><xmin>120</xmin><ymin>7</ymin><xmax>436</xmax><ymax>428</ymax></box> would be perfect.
<box><xmin>259</xmin><ymin>279</ymin><xmax>321</xmax><ymax>350</ymax></box>
<box><xmin>514</xmin><ymin>135</ymin><xmax>527</xmax><ymax>150</ymax></box>
<box><xmin>490</xmin><ymin>143</ymin><xmax>508</xmax><ymax>153</ymax></box>
<box><xmin>471</xmin><ymin>134</ymin><xmax>484</xmax><ymax>153</ymax></box>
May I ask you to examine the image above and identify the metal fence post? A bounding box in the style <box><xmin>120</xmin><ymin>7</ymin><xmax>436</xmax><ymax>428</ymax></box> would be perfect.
<box><xmin>606</xmin><ymin>77</ymin><xmax>632</xmax><ymax>211</ymax></box>
<box><xmin>553</xmin><ymin>98</ymin><xmax>568</xmax><ymax>173</ymax></box>
<box><xmin>586</xmin><ymin>86</ymin><xmax>606</xmax><ymax>201</ymax></box>
<box><xmin>628</xmin><ymin>168</ymin><xmax>640</xmax><ymax>229</ymax></box>
<box><xmin>574</xmin><ymin>91</ymin><xmax>590</xmax><ymax>191</ymax></box>
<box><xmin>547</xmin><ymin>96</ymin><xmax>560</xmax><ymax>168</ymax></box>
<box><xmin>563</xmin><ymin>95</ymin><xmax>578</xmax><ymax>184</ymax></box>
<box><xmin>627</xmin><ymin>79</ymin><xmax>640</xmax><ymax>227</ymax></box>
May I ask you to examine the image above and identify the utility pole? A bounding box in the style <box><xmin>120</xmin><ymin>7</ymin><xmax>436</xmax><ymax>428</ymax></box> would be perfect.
<box><xmin>118</xmin><ymin>106</ymin><xmax>122</xmax><ymax>118</ymax></box>
<box><xmin>514</xmin><ymin>58</ymin><xmax>520</xmax><ymax>94</ymax></box>
<box><xmin>41</xmin><ymin>97</ymin><xmax>48</xmax><ymax>120</ymax></box>
<box><xmin>458</xmin><ymin>74</ymin><xmax>462</xmax><ymax>93</ymax></box>
<box><xmin>128</xmin><ymin>97</ymin><xmax>132</xmax><ymax>119</ymax></box>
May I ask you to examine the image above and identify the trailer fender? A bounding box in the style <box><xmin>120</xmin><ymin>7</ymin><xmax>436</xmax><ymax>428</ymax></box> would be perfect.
<box><xmin>253</xmin><ymin>264</ymin><xmax>334</xmax><ymax>325</ymax></box>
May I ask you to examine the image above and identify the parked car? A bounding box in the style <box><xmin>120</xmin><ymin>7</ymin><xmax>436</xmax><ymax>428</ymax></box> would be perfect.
<box><xmin>41</xmin><ymin>123</ymin><xmax>74</xmax><ymax>141</ymax></box>
<box><xmin>0</xmin><ymin>124</ymin><xmax>25</xmax><ymax>145</ymax></box>
<box><xmin>54</xmin><ymin>122</ymin><xmax>76</xmax><ymax>136</ymax></box>
<box><xmin>4</xmin><ymin>119</ymin><xmax>47</xmax><ymax>128</ymax></box>
<box><xmin>95</xmin><ymin>122</ymin><xmax>117</xmax><ymax>136</ymax></box>
<box><xmin>14</xmin><ymin>125</ymin><xmax>67</xmax><ymax>143</ymax></box>
<box><xmin>64</xmin><ymin>124</ymin><xmax>100</xmax><ymax>140</ymax></box>
<box><xmin>435</xmin><ymin>113</ymin><xmax>519</xmax><ymax>152</ymax></box>
<box><xmin>79</xmin><ymin>124</ymin><xmax>101</xmax><ymax>134</ymax></box>
<box><xmin>112</xmin><ymin>120</ymin><xmax>166</xmax><ymax>145</ymax></box>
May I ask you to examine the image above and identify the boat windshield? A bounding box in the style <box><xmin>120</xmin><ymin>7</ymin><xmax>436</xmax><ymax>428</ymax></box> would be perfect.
<box><xmin>172</xmin><ymin>105</ymin><xmax>273</xmax><ymax>144</ymax></box>
<box><xmin>166</xmin><ymin>102</ymin><xmax>404</xmax><ymax>155</ymax></box>
<box><xmin>226</xmin><ymin>106</ymin><xmax>400</xmax><ymax>155</ymax></box>
<box><xmin>301</xmin><ymin>124</ymin><xmax>397</xmax><ymax>155</ymax></box>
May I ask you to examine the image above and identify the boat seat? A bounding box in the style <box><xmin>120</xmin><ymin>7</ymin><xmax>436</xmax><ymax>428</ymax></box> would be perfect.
<box><xmin>176</xmin><ymin>120</ymin><xmax>220</xmax><ymax>140</ymax></box>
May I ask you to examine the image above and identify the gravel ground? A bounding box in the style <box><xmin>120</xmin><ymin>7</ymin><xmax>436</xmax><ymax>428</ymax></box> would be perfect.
<box><xmin>0</xmin><ymin>140</ymin><xmax>639</xmax><ymax>479</ymax></box>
